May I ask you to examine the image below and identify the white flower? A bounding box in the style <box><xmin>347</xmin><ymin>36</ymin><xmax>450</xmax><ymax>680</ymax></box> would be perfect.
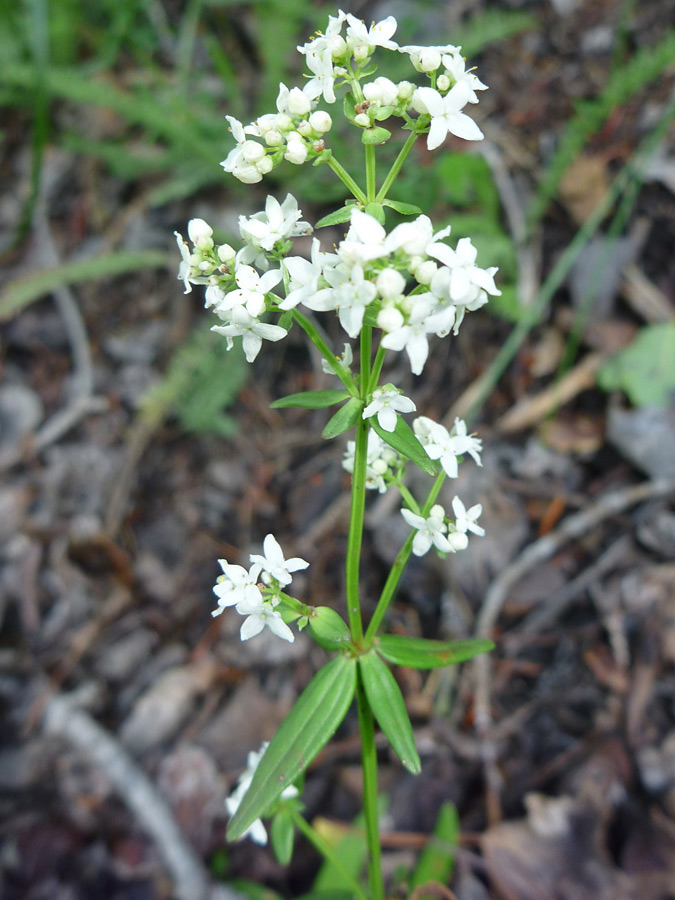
<box><xmin>442</xmin><ymin>51</ymin><xmax>488</xmax><ymax>103</ymax></box>
<box><xmin>212</xmin><ymin>561</ymin><xmax>263</xmax><ymax>617</ymax></box>
<box><xmin>413</xmin><ymin>415</ymin><xmax>482</xmax><ymax>478</ymax></box>
<box><xmin>430</xmin><ymin>236</ymin><xmax>500</xmax><ymax>302</ymax></box>
<box><xmin>345</xmin><ymin>13</ymin><xmax>398</xmax><ymax>57</ymax></box>
<box><xmin>384</xmin><ymin>214</ymin><xmax>451</xmax><ymax>258</ymax></box>
<box><xmin>284</xmin><ymin>133</ymin><xmax>308</xmax><ymax>165</ymax></box>
<box><xmin>226</xmin><ymin>743</ymin><xmax>299</xmax><ymax>844</ymax></box>
<box><xmin>339</xmin><ymin>209</ymin><xmax>389</xmax><ymax>265</ymax></box>
<box><xmin>332</xmin><ymin>264</ymin><xmax>377</xmax><ymax>338</ymax></box>
<box><xmin>212</xmin><ymin>306</ymin><xmax>287</xmax><ymax>363</ymax></box>
<box><xmin>413</xmin><ymin>83</ymin><xmax>484</xmax><ymax>150</ymax></box>
<box><xmin>215</xmin><ymin>265</ymin><xmax>282</xmax><ymax>318</ymax></box>
<box><xmin>401</xmin><ymin>504</ymin><xmax>453</xmax><ymax>556</ymax></box>
<box><xmin>363</xmin><ymin>76</ymin><xmax>399</xmax><ymax>106</ymax></box>
<box><xmin>452</xmin><ymin>495</ymin><xmax>485</xmax><ymax>536</ymax></box>
<box><xmin>249</xmin><ymin>534</ymin><xmax>309</xmax><ymax>587</ymax></box>
<box><xmin>363</xmin><ymin>387</ymin><xmax>416</xmax><ymax>432</ymax></box>
<box><xmin>303</xmin><ymin>45</ymin><xmax>338</xmax><ymax>103</ymax></box>
<box><xmin>238</xmin><ymin>194</ymin><xmax>312</xmax><ymax>253</ymax></box>
<box><xmin>321</xmin><ymin>342</ymin><xmax>353</xmax><ymax>375</ymax></box>
<box><xmin>236</xmin><ymin>593</ymin><xmax>296</xmax><ymax>642</ymax></box>
<box><xmin>398</xmin><ymin>44</ymin><xmax>444</xmax><ymax>73</ymax></box>
<box><xmin>279</xmin><ymin>238</ymin><xmax>327</xmax><ymax>310</ymax></box>
<box><xmin>380</xmin><ymin>296</ymin><xmax>454</xmax><ymax>375</ymax></box>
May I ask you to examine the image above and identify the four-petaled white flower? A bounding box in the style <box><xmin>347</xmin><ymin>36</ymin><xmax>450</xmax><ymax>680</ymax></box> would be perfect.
<box><xmin>401</xmin><ymin>504</ymin><xmax>453</xmax><ymax>556</ymax></box>
<box><xmin>212</xmin><ymin>561</ymin><xmax>263</xmax><ymax>617</ymax></box>
<box><xmin>239</xmin><ymin>194</ymin><xmax>312</xmax><ymax>253</ymax></box>
<box><xmin>249</xmin><ymin>534</ymin><xmax>309</xmax><ymax>587</ymax></box>
<box><xmin>452</xmin><ymin>495</ymin><xmax>485</xmax><ymax>536</ymax></box>
<box><xmin>217</xmin><ymin>265</ymin><xmax>282</xmax><ymax>317</ymax></box>
<box><xmin>413</xmin><ymin>415</ymin><xmax>482</xmax><ymax>478</ymax></box>
<box><xmin>212</xmin><ymin>306</ymin><xmax>287</xmax><ymax>362</ymax></box>
<box><xmin>363</xmin><ymin>387</ymin><xmax>416</xmax><ymax>432</ymax></box>
<box><xmin>413</xmin><ymin>83</ymin><xmax>484</xmax><ymax>150</ymax></box>
<box><xmin>235</xmin><ymin>594</ymin><xmax>295</xmax><ymax>642</ymax></box>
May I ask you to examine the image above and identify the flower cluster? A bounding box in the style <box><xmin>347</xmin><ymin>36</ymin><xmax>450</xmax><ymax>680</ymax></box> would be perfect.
<box><xmin>226</xmin><ymin>742</ymin><xmax>298</xmax><ymax>844</ymax></box>
<box><xmin>176</xmin><ymin>204</ymin><xmax>500</xmax><ymax>373</ymax></box>
<box><xmin>219</xmin><ymin>9</ymin><xmax>487</xmax><ymax>185</ymax></box>
<box><xmin>212</xmin><ymin>534</ymin><xmax>309</xmax><ymax>642</ymax></box>
<box><xmin>401</xmin><ymin>496</ymin><xmax>484</xmax><ymax>557</ymax></box>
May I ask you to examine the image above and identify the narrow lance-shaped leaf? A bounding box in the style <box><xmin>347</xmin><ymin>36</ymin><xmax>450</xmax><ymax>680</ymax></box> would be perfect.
<box><xmin>371</xmin><ymin>416</ymin><xmax>437</xmax><ymax>476</ymax></box>
<box><xmin>315</xmin><ymin>205</ymin><xmax>357</xmax><ymax>228</ymax></box>
<box><xmin>359</xmin><ymin>651</ymin><xmax>421</xmax><ymax>775</ymax></box>
<box><xmin>377</xmin><ymin>635</ymin><xmax>495</xmax><ymax>669</ymax></box>
<box><xmin>322</xmin><ymin>397</ymin><xmax>363</xmax><ymax>439</ymax></box>
<box><xmin>270</xmin><ymin>809</ymin><xmax>295</xmax><ymax>866</ymax></box>
<box><xmin>383</xmin><ymin>199</ymin><xmax>423</xmax><ymax>216</ymax></box>
<box><xmin>227</xmin><ymin>655</ymin><xmax>357</xmax><ymax>841</ymax></box>
<box><xmin>270</xmin><ymin>389</ymin><xmax>351</xmax><ymax>410</ymax></box>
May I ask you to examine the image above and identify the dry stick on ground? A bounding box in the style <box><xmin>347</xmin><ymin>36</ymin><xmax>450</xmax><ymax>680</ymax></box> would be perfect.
<box><xmin>43</xmin><ymin>691</ymin><xmax>246</xmax><ymax>900</ymax></box>
<box><xmin>470</xmin><ymin>477</ymin><xmax>675</xmax><ymax>822</ymax></box>
<box><xmin>0</xmin><ymin>198</ymin><xmax>103</xmax><ymax>472</ymax></box>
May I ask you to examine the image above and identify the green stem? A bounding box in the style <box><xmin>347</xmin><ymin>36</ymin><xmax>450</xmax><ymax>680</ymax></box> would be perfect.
<box><xmin>365</xmin><ymin>470</ymin><xmax>447</xmax><ymax>642</ymax></box>
<box><xmin>375</xmin><ymin>130</ymin><xmax>419</xmax><ymax>204</ymax></box>
<box><xmin>365</xmin><ymin>143</ymin><xmax>377</xmax><ymax>203</ymax></box>
<box><xmin>367</xmin><ymin>343</ymin><xmax>387</xmax><ymax>394</ymax></box>
<box><xmin>356</xmin><ymin>670</ymin><xmax>384</xmax><ymax>900</ymax></box>
<box><xmin>344</xmin><ymin>326</ymin><xmax>373</xmax><ymax>643</ymax></box>
<box><xmin>291</xmin><ymin>811</ymin><xmax>369</xmax><ymax>900</ymax></box>
<box><xmin>327</xmin><ymin>156</ymin><xmax>368</xmax><ymax>205</ymax></box>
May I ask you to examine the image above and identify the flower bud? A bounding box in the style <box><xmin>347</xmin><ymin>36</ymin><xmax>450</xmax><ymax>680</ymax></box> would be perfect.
<box><xmin>218</xmin><ymin>243</ymin><xmax>236</xmax><ymax>263</ymax></box>
<box><xmin>285</xmin><ymin>137</ymin><xmax>308</xmax><ymax>165</ymax></box>
<box><xmin>309</xmin><ymin>110</ymin><xmax>332</xmax><ymax>133</ymax></box>
<box><xmin>257</xmin><ymin>155</ymin><xmax>274</xmax><ymax>174</ymax></box>
<box><xmin>354</xmin><ymin>112</ymin><xmax>370</xmax><ymax>127</ymax></box>
<box><xmin>416</xmin><ymin>48</ymin><xmax>441</xmax><ymax>72</ymax></box>
<box><xmin>430</xmin><ymin>504</ymin><xmax>445</xmax><ymax>520</ymax></box>
<box><xmin>414</xmin><ymin>260</ymin><xmax>438</xmax><ymax>285</ymax></box>
<box><xmin>264</xmin><ymin>129</ymin><xmax>284</xmax><ymax>146</ymax></box>
<box><xmin>242</xmin><ymin>141</ymin><xmax>265</xmax><ymax>163</ymax></box>
<box><xmin>371</xmin><ymin>459</ymin><xmax>388</xmax><ymax>475</ymax></box>
<box><xmin>297</xmin><ymin>120</ymin><xmax>313</xmax><ymax>137</ymax></box>
<box><xmin>377</xmin><ymin>307</ymin><xmax>405</xmax><ymax>332</ymax></box>
<box><xmin>397</xmin><ymin>80</ymin><xmax>415</xmax><ymax>101</ymax></box>
<box><xmin>188</xmin><ymin>218</ymin><xmax>213</xmax><ymax>248</ymax></box>
<box><xmin>287</xmin><ymin>87</ymin><xmax>312</xmax><ymax>116</ymax></box>
<box><xmin>376</xmin><ymin>268</ymin><xmax>406</xmax><ymax>299</ymax></box>
<box><xmin>437</xmin><ymin>74</ymin><xmax>451</xmax><ymax>92</ymax></box>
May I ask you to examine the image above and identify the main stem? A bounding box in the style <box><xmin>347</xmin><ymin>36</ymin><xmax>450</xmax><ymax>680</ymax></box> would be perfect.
<box><xmin>356</xmin><ymin>670</ymin><xmax>384</xmax><ymax>900</ymax></box>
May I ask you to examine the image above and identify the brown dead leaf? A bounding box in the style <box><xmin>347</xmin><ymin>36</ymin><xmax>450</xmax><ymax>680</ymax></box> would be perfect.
<box><xmin>559</xmin><ymin>155</ymin><xmax>611</xmax><ymax>225</ymax></box>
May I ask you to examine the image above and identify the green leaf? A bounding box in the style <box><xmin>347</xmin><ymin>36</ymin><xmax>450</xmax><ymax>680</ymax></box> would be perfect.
<box><xmin>377</xmin><ymin>635</ymin><xmax>495</xmax><ymax>669</ymax></box>
<box><xmin>409</xmin><ymin>802</ymin><xmax>459</xmax><ymax>889</ymax></box>
<box><xmin>270</xmin><ymin>809</ymin><xmax>295</xmax><ymax>866</ymax></box>
<box><xmin>359</xmin><ymin>652</ymin><xmax>420</xmax><ymax>774</ymax></box>
<box><xmin>309</xmin><ymin>607</ymin><xmax>352</xmax><ymax>650</ymax></box>
<box><xmin>373</xmin><ymin>105</ymin><xmax>395</xmax><ymax>121</ymax></box>
<box><xmin>0</xmin><ymin>250</ymin><xmax>169</xmax><ymax>321</ymax></box>
<box><xmin>322</xmin><ymin>397</ymin><xmax>363</xmax><ymax>439</ymax></box>
<box><xmin>361</xmin><ymin>126</ymin><xmax>391</xmax><ymax>145</ymax></box>
<box><xmin>364</xmin><ymin>202</ymin><xmax>385</xmax><ymax>225</ymax></box>
<box><xmin>597</xmin><ymin>322</ymin><xmax>675</xmax><ymax>407</ymax></box>
<box><xmin>315</xmin><ymin>205</ymin><xmax>356</xmax><ymax>228</ymax></box>
<box><xmin>371</xmin><ymin>417</ymin><xmax>437</xmax><ymax>476</ymax></box>
<box><xmin>382</xmin><ymin>200</ymin><xmax>423</xmax><ymax>216</ymax></box>
<box><xmin>270</xmin><ymin>389</ymin><xmax>351</xmax><ymax>410</ymax></box>
<box><xmin>227</xmin><ymin>656</ymin><xmax>357</xmax><ymax>841</ymax></box>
